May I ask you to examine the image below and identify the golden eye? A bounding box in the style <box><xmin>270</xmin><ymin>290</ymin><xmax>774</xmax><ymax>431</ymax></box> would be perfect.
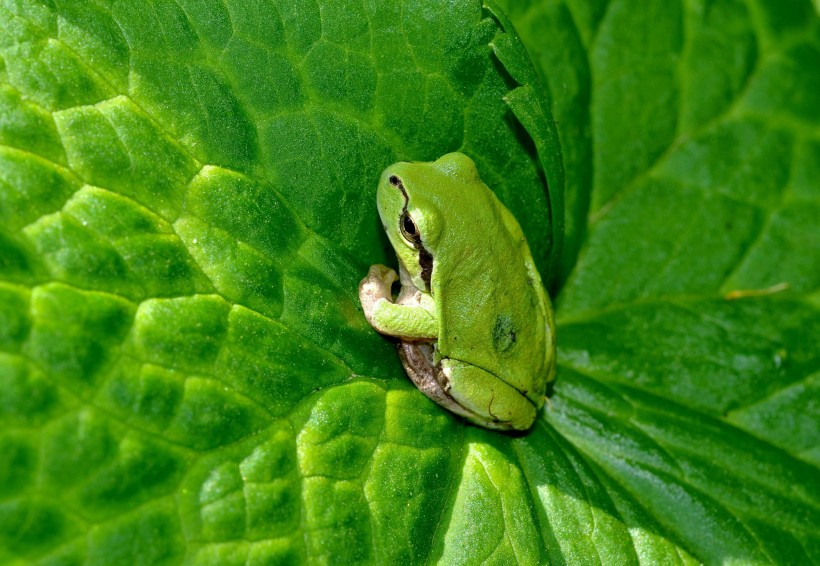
<box><xmin>400</xmin><ymin>211</ymin><xmax>421</xmax><ymax>243</ymax></box>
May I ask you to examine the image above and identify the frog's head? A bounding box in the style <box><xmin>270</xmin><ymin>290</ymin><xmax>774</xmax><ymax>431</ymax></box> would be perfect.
<box><xmin>376</xmin><ymin>153</ymin><xmax>480</xmax><ymax>292</ymax></box>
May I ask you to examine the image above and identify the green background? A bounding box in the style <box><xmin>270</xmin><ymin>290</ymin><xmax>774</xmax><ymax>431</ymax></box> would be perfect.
<box><xmin>1</xmin><ymin>0</ymin><xmax>818</xmax><ymax>564</ymax></box>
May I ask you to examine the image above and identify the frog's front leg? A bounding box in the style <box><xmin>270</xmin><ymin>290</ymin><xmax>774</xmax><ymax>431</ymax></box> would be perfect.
<box><xmin>359</xmin><ymin>264</ymin><xmax>438</xmax><ymax>339</ymax></box>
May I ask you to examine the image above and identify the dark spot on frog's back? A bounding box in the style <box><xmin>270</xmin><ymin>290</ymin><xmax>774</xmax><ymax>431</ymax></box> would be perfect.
<box><xmin>492</xmin><ymin>313</ymin><xmax>517</xmax><ymax>353</ymax></box>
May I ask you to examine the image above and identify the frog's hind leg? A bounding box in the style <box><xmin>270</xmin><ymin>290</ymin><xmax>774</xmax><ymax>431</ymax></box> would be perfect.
<box><xmin>399</xmin><ymin>343</ymin><xmax>537</xmax><ymax>431</ymax></box>
<box><xmin>398</xmin><ymin>343</ymin><xmax>482</xmax><ymax>424</ymax></box>
<box><xmin>442</xmin><ymin>359</ymin><xmax>537</xmax><ymax>431</ymax></box>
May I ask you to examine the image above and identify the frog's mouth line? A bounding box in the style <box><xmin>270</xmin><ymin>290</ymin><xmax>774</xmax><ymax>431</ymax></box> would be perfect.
<box><xmin>389</xmin><ymin>174</ymin><xmax>434</xmax><ymax>291</ymax></box>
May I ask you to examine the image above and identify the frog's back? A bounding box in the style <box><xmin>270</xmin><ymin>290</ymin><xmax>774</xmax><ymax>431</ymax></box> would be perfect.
<box><xmin>431</xmin><ymin>178</ymin><xmax>554</xmax><ymax>405</ymax></box>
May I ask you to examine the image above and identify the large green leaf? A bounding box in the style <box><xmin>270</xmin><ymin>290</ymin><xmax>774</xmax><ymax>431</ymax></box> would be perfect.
<box><xmin>498</xmin><ymin>0</ymin><xmax>820</xmax><ymax>562</ymax></box>
<box><xmin>1</xmin><ymin>1</ymin><xmax>818</xmax><ymax>565</ymax></box>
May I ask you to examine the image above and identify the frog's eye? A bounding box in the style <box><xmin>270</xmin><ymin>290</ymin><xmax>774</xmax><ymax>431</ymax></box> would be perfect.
<box><xmin>400</xmin><ymin>212</ymin><xmax>421</xmax><ymax>244</ymax></box>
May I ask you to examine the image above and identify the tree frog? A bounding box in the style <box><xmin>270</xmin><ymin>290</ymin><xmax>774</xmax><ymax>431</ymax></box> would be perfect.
<box><xmin>359</xmin><ymin>152</ymin><xmax>556</xmax><ymax>431</ymax></box>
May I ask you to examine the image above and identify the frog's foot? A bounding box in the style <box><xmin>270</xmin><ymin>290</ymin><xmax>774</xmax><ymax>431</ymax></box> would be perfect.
<box><xmin>359</xmin><ymin>264</ymin><xmax>398</xmax><ymax>326</ymax></box>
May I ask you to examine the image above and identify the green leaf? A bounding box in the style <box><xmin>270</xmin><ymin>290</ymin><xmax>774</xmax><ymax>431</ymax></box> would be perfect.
<box><xmin>0</xmin><ymin>1</ymin><xmax>556</xmax><ymax>564</ymax></box>
<box><xmin>1</xmin><ymin>1</ymin><xmax>818</xmax><ymax>566</ymax></box>
<box><xmin>498</xmin><ymin>0</ymin><xmax>820</xmax><ymax>562</ymax></box>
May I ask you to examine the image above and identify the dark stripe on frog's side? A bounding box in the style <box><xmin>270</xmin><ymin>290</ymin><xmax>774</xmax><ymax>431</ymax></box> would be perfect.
<box><xmin>389</xmin><ymin>174</ymin><xmax>434</xmax><ymax>291</ymax></box>
<box><xmin>417</xmin><ymin>248</ymin><xmax>433</xmax><ymax>289</ymax></box>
